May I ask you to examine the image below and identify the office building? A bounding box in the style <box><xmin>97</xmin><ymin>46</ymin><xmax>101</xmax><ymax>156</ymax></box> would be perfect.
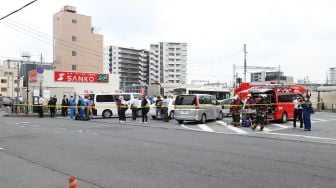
<box><xmin>251</xmin><ymin>71</ymin><xmax>293</xmax><ymax>83</ymax></box>
<box><xmin>150</xmin><ymin>42</ymin><xmax>187</xmax><ymax>84</ymax></box>
<box><xmin>53</xmin><ymin>6</ymin><xmax>104</xmax><ymax>73</ymax></box>
<box><xmin>105</xmin><ymin>46</ymin><xmax>149</xmax><ymax>92</ymax></box>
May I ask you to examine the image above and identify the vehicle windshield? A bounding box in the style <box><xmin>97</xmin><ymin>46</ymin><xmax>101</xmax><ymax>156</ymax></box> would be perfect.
<box><xmin>175</xmin><ymin>95</ymin><xmax>196</xmax><ymax>105</ymax></box>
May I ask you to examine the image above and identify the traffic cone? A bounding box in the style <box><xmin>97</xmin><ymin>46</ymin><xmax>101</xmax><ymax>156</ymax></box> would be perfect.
<box><xmin>68</xmin><ymin>177</ymin><xmax>77</xmax><ymax>188</ymax></box>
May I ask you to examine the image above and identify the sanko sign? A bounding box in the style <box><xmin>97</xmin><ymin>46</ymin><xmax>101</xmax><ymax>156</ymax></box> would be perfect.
<box><xmin>54</xmin><ymin>71</ymin><xmax>109</xmax><ymax>83</ymax></box>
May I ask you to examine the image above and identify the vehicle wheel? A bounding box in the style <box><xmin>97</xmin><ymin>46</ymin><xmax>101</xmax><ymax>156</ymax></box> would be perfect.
<box><xmin>152</xmin><ymin>116</ymin><xmax>156</xmax><ymax>120</ymax></box>
<box><xmin>217</xmin><ymin>112</ymin><xmax>224</xmax><ymax>120</ymax></box>
<box><xmin>177</xmin><ymin>120</ymin><xmax>184</xmax><ymax>124</ymax></box>
<box><xmin>281</xmin><ymin>112</ymin><xmax>287</xmax><ymax>123</ymax></box>
<box><xmin>200</xmin><ymin>114</ymin><xmax>206</xmax><ymax>124</ymax></box>
<box><xmin>169</xmin><ymin>111</ymin><xmax>174</xmax><ymax>119</ymax></box>
<box><xmin>102</xmin><ymin>110</ymin><xmax>112</xmax><ymax>118</ymax></box>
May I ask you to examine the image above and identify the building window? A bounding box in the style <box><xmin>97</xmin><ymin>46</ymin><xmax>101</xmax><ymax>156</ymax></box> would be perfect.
<box><xmin>1</xmin><ymin>79</ymin><xmax>7</xmax><ymax>83</ymax></box>
<box><xmin>72</xmin><ymin>65</ymin><xmax>77</xmax><ymax>71</ymax></box>
<box><xmin>72</xmin><ymin>36</ymin><xmax>77</xmax><ymax>41</ymax></box>
<box><xmin>72</xmin><ymin>19</ymin><xmax>77</xmax><ymax>24</ymax></box>
<box><xmin>1</xmin><ymin>88</ymin><xmax>7</xmax><ymax>92</ymax></box>
<box><xmin>72</xmin><ymin>51</ymin><xmax>77</xmax><ymax>56</ymax></box>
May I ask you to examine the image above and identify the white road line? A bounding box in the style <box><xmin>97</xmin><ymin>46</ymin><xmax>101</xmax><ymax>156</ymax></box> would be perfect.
<box><xmin>15</xmin><ymin>123</ymin><xmax>20</xmax><ymax>125</ymax></box>
<box><xmin>272</xmin><ymin>124</ymin><xmax>289</xmax><ymax>129</ymax></box>
<box><xmin>21</xmin><ymin>122</ymin><xmax>30</xmax><ymax>124</ymax></box>
<box><xmin>216</xmin><ymin>121</ymin><xmax>248</xmax><ymax>134</ymax></box>
<box><xmin>264</xmin><ymin>132</ymin><xmax>336</xmax><ymax>141</ymax></box>
<box><xmin>181</xmin><ymin>124</ymin><xmax>204</xmax><ymax>132</ymax></box>
<box><xmin>263</xmin><ymin>127</ymin><xmax>272</xmax><ymax>132</ymax></box>
<box><xmin>19</xmin><ymin>126</ymin><xmax>25</xmax><ymax>128</ymax></box>
<box><xmin>0</xmin><ymin>148</ymin><xmax>3</xmax><ymax>150</ymax></box>
<box><xmin>33</xmin><ymin>125</ymin><xmax>39</xmax><ymax>127</ymax></box>
<box><xmin>197</xmin><ymin>124</ymin><xmax>214</xmax><ymax>132</ymax></box>
<box><xmin>311</xmin><ymin>118</ymin><xmax>327</xmax><ymax>121</ymax></box>
<box><xmin>78</xmin><ymin>130</ymin><xmax>83</xmax><ymax>133</ymax></box>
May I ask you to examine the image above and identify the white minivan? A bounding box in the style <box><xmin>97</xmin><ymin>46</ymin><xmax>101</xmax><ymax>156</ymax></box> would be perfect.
<box><xmin>174</xmin><ymin>94</ymin><xmax>223</xmax><ymax>124</ymax></box>
<box><xmin>92</xmin><ymin>93</ymin><xmax>142</xmax><ymax>118</ymax></box>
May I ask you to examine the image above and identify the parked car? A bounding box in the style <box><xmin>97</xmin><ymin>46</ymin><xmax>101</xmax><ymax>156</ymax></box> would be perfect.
<box><xmin>150</xmin><ymin>99</ymin><xmax>175</xmax><ymax>119</ymax></box>
<box><xmin>219</xmin><ymin>97</ymin><xmax>235</xmax><ymax>116</ymax></box>
<box><xmin>174</xmin><ymin>94</ymin><xmax>223</xmax><ymax>124</ymax></box>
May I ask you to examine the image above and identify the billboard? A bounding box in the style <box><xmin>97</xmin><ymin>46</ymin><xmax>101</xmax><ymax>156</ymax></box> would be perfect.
<box><xmin>54</xmin><ymin>71</ymin><xmax>109</xmax><ymax>83</ymax></box>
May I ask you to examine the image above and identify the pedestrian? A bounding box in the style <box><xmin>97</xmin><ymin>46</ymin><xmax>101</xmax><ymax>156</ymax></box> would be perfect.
<box><xmin>155</xmin><ymin>96</ymin><xmax>163</xmax><ymax>119</ymax></box>
<box><xmin>252</xmin><ymin>94</ymin><xmax>268</xmax><ymax>131</ymax></box>
<box><xmin>293</xmin><ymin>95</ymin><xmax>303</xmax><ymax>128</ymax></box>
<box><xmin>87</xmin><ymin>96</ymin><xmax>94</xmax><ymax>119</ymax></box>
<box><xmin>230</xmin><ymin>95</ymin><xmax>242</xmax><ymax>127</ymax></box>
<box><xmin>321</xmin><ymin>98</ymin><xmax>325</xmax><ymax>110</ymax></box>
<box><xmin>162</xmin><ymin>95</ymin><xmax>170</xmax><ymax>122</ymax></box>
<box><xmin>61</xmin><ymin>95</ymin><xmax>69</xmax><ymax>117</ymax></box>
<box><xmin>140</xmin><ymin>95</ymin><xmax>149</xmax><ymax>124</ymax></box>
<box><xmin>119</xmin><ymin>96</ymin><xmax>127</xmax><ymax>123</ymax></box>
<box><xmin>38</xmin><ymin>95</ymin><xmax>44</xmax><ymax>118</ymax></box>
<box><xmin>83</xmin><ymin>96</ymin><xmax>89</xmax><ymax>117</ymax></box>
<box><xmin>78</xmin><ymin>96</ymin><xmax>85</xmax><ymax>118</ymax></box>
<box><xmin>69</xmin><ymin>96</ymin><xmax>76</xmax><ymax>120</ymax></box>
<box><xmin>130</xmin><ymin>96</ymin><xmax>140</xmax><ymax>120</ymax></box>
<box><xmin>48</xmin><ymin>97</ymin><xmax>54</xmax><ymax>117</ymax></box>
<box><xmin>302</xmin><ymin>96</ymin><xmax>313</xmax><ymax>131</ymax></box>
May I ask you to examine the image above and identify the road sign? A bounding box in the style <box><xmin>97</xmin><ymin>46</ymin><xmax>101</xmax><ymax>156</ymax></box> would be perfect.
<box><xmin>36</xmin><ymin>66</ymin><xmax>44</xmax><ymax>74</ymax></box>
<box><xmin>37</xmin><ymin>74</ymin><xmax>44</xmax><ymax>81</ymax></box>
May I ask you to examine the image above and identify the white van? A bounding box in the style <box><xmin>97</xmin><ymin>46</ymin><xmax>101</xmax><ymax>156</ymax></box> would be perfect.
<box><xmin>92</xmin><ymin>93</ymin><xmax>142</xmax><ymax>118</ymax></box>
<box><xmin>174</xmin><ymin>94</ymin><xmax>223</xmax><ymax>124</ymax></box>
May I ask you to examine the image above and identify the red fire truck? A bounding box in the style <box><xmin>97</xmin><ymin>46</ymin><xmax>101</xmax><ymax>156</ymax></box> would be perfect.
<box><xmin>234</xmin><ymin>82</ymin><xmax>307</xmax><ymax>123</ymax></box>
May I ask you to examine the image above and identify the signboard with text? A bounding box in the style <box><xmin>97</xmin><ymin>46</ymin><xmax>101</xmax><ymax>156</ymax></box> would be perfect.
<box><xmin>28</xmin><ymin>70</ymin><xmax>37</xmax><ymax>83</ymax></box>
<box><xmin>54</xmin><ymin>71</ymin><xmax>109</xmax><ymax>83</ymax></box>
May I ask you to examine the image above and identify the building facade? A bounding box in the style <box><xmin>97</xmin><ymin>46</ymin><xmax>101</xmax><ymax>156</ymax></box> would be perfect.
<box><xmin>105</xmin><ymin>46</ymin><xmax>149</xmax><ymax>92</ymax></box>
<box><xmin>330</xmin><ymin>67</ymin><xmax>336</xmax><ymax>84</ymax></box>
<box><xmin>150</xmin><ymin>42</ymin><xmax>187</xmax><ymax>84</ymax></box>
<box><xmin>250</xmin><ymin>71</ymin><xmax>293</xmax><ymax>83</ymax></box>
<box><xmin>0</xmin><ymin>66</ymin><xmax>23</xmax><ymax>98</ymax></box>
<box><xmin>53</xmin><ymin>6</ymin><xmax>104</xmax><ymax>73</ymax></box>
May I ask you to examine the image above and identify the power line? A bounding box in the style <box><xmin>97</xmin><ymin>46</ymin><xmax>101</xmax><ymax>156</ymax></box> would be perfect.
<box><xmin>0</xmin><ymin>0</ymin><xmax>38</xmax><ymax>21</ymax></box>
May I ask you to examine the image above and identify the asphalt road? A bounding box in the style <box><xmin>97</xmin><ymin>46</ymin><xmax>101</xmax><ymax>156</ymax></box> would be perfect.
<box><xmin>0</xmin><ymin>111</ymin><xmax>336</xmax><ymax>187</ymax></box>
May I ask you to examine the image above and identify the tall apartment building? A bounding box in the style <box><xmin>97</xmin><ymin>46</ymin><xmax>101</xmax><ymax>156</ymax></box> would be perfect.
<box><xmin>53</xmin><ymin>6</ymin><xmax>104</xmax><ymax>73</ymax></box>
<box><xmin>105</xmin><ymin>46</ymin><xmax>149</xmax><ymax>92</ymax></box>
<box><xmin>149</xmin><ymin>42</ymin><xmax>187</xmax><ymax>84</ymax></box>
<box><xmin>330</xmin><ymin>67</ymin><xmax>336</xmax><ymax>84</ymax></box>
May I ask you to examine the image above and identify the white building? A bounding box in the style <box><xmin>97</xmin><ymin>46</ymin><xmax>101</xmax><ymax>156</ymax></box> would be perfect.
<box><xmin>150</xmin><ymin>42</ymin><xmax>187</xmax><ymax>84</ymax></box>
<box><xmin>330</xmin><ymin>67</ymin><xmax>336</xmax><ymax>84</ymax></box>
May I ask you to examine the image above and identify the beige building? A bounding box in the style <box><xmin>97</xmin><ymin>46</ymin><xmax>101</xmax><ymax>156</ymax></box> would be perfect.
<box><xmin>0</xmin><ymin>66</ymin><xmax>23</xmax><ymax>98</ymax></box>
<box><xmin>53</xmin><ymin>5</ymin><xmax>104</xmax><ymax>73</ymax></box>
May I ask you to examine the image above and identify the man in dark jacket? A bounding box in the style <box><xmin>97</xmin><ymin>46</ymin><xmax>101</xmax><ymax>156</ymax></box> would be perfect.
<box><xmin>61</xmin><ymin>95</ymin><xmax>69</xmax><ymax>117</ymax></box>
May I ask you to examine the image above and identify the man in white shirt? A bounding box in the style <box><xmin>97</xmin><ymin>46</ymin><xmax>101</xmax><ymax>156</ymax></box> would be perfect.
<box><xmin>38</xmin><ymin>95</ymin><xmax>45</xmax><ymax>118</ymax></box>
<box><xmin>162</xmin><ymin>96</ymin><xmax>170</xmax><ymax>122</ymax></box>
<box><xmin>130</xmin><ymin>96</ymin><xmax>140</xmax><ymax>120</ymax></box>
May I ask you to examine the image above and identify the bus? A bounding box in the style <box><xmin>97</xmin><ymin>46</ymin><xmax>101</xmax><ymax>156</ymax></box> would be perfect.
<box><xmin>173</xmin><ymin>87</ymin><xmax>231</xmax><ymax>101</ymax></box>
<box><xmin>234</xmin><ymin>82</ymin><xmax>307</xmax><ymax>123</ymax></box>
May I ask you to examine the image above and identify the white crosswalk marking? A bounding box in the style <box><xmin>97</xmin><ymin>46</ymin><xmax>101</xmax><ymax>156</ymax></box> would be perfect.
<box><xmin>197</xmin><ymin>124</ymin><xmax>214</xmax><ymax>132</ymax></box>
<box><xmin>272</xmin><ymin>124</ymin><xmax>289</xmax><ymax>128</ymax></box>
<box><xmin>311</xmin><ymin>118</ymin><xmax>327</xmax><ymax>121</ymax></box>
<box><xmin>262</xmin><ymin>127</ymin><xmax>271</xmax><ymax>132</ymax></box>
<box><xmin>216</xmin><ymin>121</ymin><xmax>248</xmax><ymax>134</ymax></box>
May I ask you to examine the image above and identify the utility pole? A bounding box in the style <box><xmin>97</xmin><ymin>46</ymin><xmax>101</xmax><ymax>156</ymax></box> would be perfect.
<box><xmin>16</xmin><ymin>61</ymin><xmax>21</xmax><ymax>114</ymax></box>
<box><xmin>243</xmin><ymin>44</ymin><xmax>247</xmax><ymax>82</ymax></box>
<box><xmin>39</xmin><ymin>54</ymin><xmax>43</xmax><ymax>97</ymax></box>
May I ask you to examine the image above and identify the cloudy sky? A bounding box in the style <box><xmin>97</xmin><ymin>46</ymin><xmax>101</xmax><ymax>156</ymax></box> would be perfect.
<box><xmin>0</xmin><ymin>0</ymin><xmax>335</xmax><ymax>84</ymax></box>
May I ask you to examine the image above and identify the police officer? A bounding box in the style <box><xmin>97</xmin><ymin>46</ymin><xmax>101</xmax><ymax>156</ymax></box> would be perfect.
<box><xmin>302</xmin><ymin>96</ymin><xmax>313</xmax><ymax>131</ymax></box>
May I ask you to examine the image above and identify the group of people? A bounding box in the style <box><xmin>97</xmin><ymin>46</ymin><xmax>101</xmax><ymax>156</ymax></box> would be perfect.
<box><xmin>293</xmin><ymin>95</ymin><xmax>313</xmax><ymax>131</ymax></box>
<box><xmin>37</xmin><ymin>94</ymin><xmax>94</xmax><ymax>120</ymax></box>
<box><xmin>230</xmin><ymin>93</ymin><xmax>314</xmax><ymax>131</ymax></box>
<box><xmin>230</xmin><ymin>94</ymin><xmax>269</xmax><ymax>131</ymax></box>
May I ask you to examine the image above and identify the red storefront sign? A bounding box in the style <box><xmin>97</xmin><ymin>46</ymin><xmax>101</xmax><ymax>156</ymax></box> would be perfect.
<box><xmin>54</xmin><ymin>71</ymin><xmax>109</xmax><ymax>83</ymax></box>
<box><xmin>28</xmin><ymin>70</ymin><xmax>37</xmax><ymax>83</ymax></box>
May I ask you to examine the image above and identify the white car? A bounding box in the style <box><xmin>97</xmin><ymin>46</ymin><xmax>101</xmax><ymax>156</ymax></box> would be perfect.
<box><xmin>150</xmin><ymin>99</ymin><xmax>175</xmax><ymax>120</ymax></box>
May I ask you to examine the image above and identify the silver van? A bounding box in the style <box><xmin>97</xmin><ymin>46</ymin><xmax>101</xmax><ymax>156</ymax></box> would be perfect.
<box><xmin>174</xmin><ymin>94</ymin><xmax>223</xmax><ymax>124</ymax></box>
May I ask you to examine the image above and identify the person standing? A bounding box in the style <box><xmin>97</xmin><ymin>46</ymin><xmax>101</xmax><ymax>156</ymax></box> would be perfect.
<box><xmin>162</xmin><ymin>96</ymin><xmax>170</xmax><ymax>122</ymax></box>
<box><xmin>69</xmin><ymin>96</ymin><xmax>76</xmax><ymax>120</ymax></box>
<box><xmin>87</xmin><ymin>96</ymin><xmax>94</xmax><ymax>119</ymax></box>
<box><xmin>230</xmin><ymin>96</ymin><xmax>242</xmax><ymax>127</ymax></box>
<box><xmin>119</xmin><ymin>96</ymin><xmax>127</xmax><ymax>123</ymax></box>
<box><xmin>252</xmin><ymin>94</ymin><xmax>268</xmax><ymax>131</ymax></box>
<box><xmin>140</xmin><ymin>95</ymin><xmax>149</xmax><ymax>124</ymax></box>
<box><xmin>77</xmin><ymin>96</ymin><xmax>85</xmax><ymax>118</ymax></box>
<box><xmin>155</xmin><ymin>96</ymin><xmax>163</xmax><ymax>119</ymax></box>
<box><xmin>61</xmin><ymin>95</ymin><xmax>69</xmax><ymax>117</ymax></box>
<box><xmin>302</xmin><ymin>96</ymin><xmax>313</xmax><ymax>131</ymax></box>
<box><xmin>293</xmin><ymin>95</ymin><xmax>303</xmax><ymax>128</ymax></box>
<box><xmin>38</xmin><ymin>95</ymin><xmax>44</xmax><ymax>118</ymax></box>
<box><xmin>49</xmin><ymin>95</ymin><xmax>57</xmax><ymax>118</ymax></box>
<box><xmin>130</xmin><ymin>96</ymin><xmax>140</xmax><ymax>120</ymax></box>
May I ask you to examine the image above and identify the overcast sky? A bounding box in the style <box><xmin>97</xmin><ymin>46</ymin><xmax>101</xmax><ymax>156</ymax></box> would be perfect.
<box><xmin>0</xmin><ymin>0</ymin><xmax>335</xmax><ymax>84</ymax></box>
